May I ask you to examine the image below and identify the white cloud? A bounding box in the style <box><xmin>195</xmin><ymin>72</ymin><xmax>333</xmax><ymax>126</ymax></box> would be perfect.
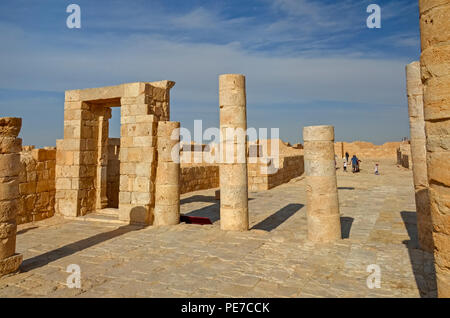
<box><xmin>0</xmin><ymin>22</ymin><xmax>408</xmax><ymax>107</ymax></box>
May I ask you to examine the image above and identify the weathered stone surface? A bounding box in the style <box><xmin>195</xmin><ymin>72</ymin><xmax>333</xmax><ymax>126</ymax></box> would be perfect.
<box><xmin>304</xmin><ymin>125</ymin><xmax>341</xmax><ymax>243</ymax></box>
<box><xmin>219</xmin><ymin>74</ymin><xmax>249</xmax><ymax>231</ymax></box>
<box><xmin>0</xmin><ymin>118</ymin><xmax>22</xmax><ymax>138</ymax></box>
<box><xmin>0</xmin><ymin>253</ymin><xmax>22</xmax><ymax>278</ymax></box>
<box><xmin>0</xmin><ymin>117</ymin><xmax>22</xmax><ymax>274</ymax></box>
<box><xmin>0</xmin><ymin>137</ymin><xmax>22</xmax><ymax>154</ymax></box>
<box><xmin>406</xmin><ymin>61</ymin><xmax>433</xmax><ymax>253</ymax></box>
<box><xmin>419</xmin><ymin>0</ymin><xmax>450</xmax><ymax>298</ymax></box>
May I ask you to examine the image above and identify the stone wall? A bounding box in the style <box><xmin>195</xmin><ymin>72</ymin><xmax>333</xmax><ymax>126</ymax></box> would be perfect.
<box><xmin>180</xmin><ymin>164</ymin><xmax>219</xmax><ymax>194</ymax></box>
<box><xmin>397</xmin><ymin>142</ymin><xmax>412</xmax><ymax>169</ymax></box>
<box><xmin>334</xmin><ymin>141</ymin><xmax>402</xmax><ymax>160</ymax></box>
<box><xmin>17</xmin><ymin>147</ymin><xmax>56</xmax><ymax>224</ymax></box>
<box><xmin>248</xmin><ymin>155</ymin><xmax>304</xmax><ymax>191</ymax></box>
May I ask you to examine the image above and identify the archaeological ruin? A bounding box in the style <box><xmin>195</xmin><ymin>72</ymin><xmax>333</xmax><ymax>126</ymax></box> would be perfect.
<box><xmin>419</xmin><ymin>0</ymin><xmax>450</xmax><ymax>298</ymax></box>
<box><xmin>303</xmin><ymin>125</ymin><xmax>341</xmax><ymax>243</ymax></box>
<box><xmin>0</xmin><ymin>0</ymin><xmax>448</xmax><ymax>299</ymax></box>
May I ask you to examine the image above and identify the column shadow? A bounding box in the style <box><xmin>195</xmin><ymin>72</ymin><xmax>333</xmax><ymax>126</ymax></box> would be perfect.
<box><xmin>184</xmin><ymin>202</ymin><xmax>220</xmax><ymax>223</ymax></box>
<box><xmin>400</xmin><ymin>211</ymin><xmax>437</xmax><ymax>298</ymax></box>
<box><xmin>181</xmin><ymin>195</ymin><xmax>217</xmax><ymax>205</ymax></box>
<box><xmin>20</xmin><ymin>224</ymin><xmax>143</xmax><ymax>272</ymax></box>
<box><xmin>340</xmin><ymin>216</ymin><xmax>354</xmax><ymax>239</ymax></box>
<box><xmin>182</xmin><ymin>195</ymin><xmax>254</xmax><ymax>224</ymax></box>
<box><xmin>251</xmin><ymin>204</ymin><xmax>304</xmax><ymax>232</ymax></box>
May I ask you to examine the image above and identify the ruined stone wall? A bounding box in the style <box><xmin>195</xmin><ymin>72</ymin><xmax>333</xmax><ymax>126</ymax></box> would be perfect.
<box><xmin>396</xmin><ymin>142</ymin><xmax>412</xmax><ymax>169</ymax></box>
<box><xmin>334</xmin><ymin>141</ymin><xmax>402</xmax><ymax>160</ymax></box>
<box><xmin>17</xmin><ymin>147</ymin><xmax>56</xmax><ymax>224</ymax></box>
<box><xmin>180</xmin><ymin>164</ymin><xmax>219</xmax><ymax>194</ymax></box>
<box><xmin>248</xmin><ymin>155</ymin><xmax>304</xmax><ymax>191</ymax></box>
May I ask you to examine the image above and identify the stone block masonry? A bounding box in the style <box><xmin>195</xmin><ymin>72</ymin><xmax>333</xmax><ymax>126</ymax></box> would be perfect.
<box><xmin>55</xmin><ymin>81</ymin><xmax>176</xmax><ymax>225</ymax></box>
<box><xmin>0</xmin><ymin>117</ymin><xmax>23</xmax><ymax>277</ymax></box>
<box><xmin>419</xmin><ymin>0</ymin><xmax>450</xmax><ymax>298</ymax></box>
<box><xmin>180</xmin><ymin>165</ymin><xmax>219</xmax><ymax>194</ymax></box>
<box><xmin>18</xmin><ymin>147</ymin><xmax>56</xmax><ymax>224</ymax></box>
<box><xmin>304</xmin><ymin>125</ymin><xmax>341</xmax><ymax>243</ymax></box>
<box><xmin>397</xmin><ymin>141</ymin><xmax>412</xmax><ymax>169</ymax></box>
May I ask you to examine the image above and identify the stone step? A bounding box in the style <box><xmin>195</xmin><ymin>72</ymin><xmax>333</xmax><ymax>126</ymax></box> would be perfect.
<box><xmin>97</xmin><ymin>208</ymin><xmax>120</xmax><ymax>216</ymax></box>
<box><xmin>65</xmin><ymin>212</ymin><xmax>127</xmax><ymax>225</ymax></box>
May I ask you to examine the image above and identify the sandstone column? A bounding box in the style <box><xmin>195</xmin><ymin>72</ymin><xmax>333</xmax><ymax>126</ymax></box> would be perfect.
<box><xmin>303</xmin><ymin>125</ymin><xmax>341</xmax><ymax>242</ymax></box>
<box><xmin>0</xmin><ymin>117</ymin><xmax>23</xmax><ymax>277</ymax></box>
<box><xmin>419</xmin><ymin>0</ymin><xmax>450</xmax><ymax>297</ymax></box>
<box><xmin>219</xmin><ymin>74</ymin><xmax>249</xmax><ymax>231</ymax></box>
<box><xmin>154</xmin><ymin>121</ymin><xmax>180</xmax><ymax>226</ymax></box>
<box><xmin>406</xmin><ymin>61</ymin><xmax>433</xmax><ymax>252</ymax></box>
<box><xmin>96</xmin><ymin>110</ymin><xmax>111</xmax><ymax>210</ymax></box>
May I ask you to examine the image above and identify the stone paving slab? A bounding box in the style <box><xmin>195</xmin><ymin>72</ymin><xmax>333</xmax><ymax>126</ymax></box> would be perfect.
<box><xmin>0</xmin><ymin>159</ymin><xmax>437</xmax><ymax>297</ymax></box>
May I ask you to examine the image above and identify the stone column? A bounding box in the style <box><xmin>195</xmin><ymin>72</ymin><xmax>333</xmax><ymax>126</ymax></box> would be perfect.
<box><xmin>219</xmin><ymin>74</ymin><xmax>249</xmax><ymax>231</ymax></box>
<box><xmin>419</xmin><ymin>0</ymin><xmax>450</xmax><ymax>297</ymax></box>
<box><xmin>0</xmin><ymin>117</ymin><xmax>23</xmax><ymax>277</ymax></box>
<box><xmin>154</xmin><ymin>121</ymin><xmax>180</xmax><ymax>226</ymax></box>
<box><xmin>96</xmin><ymin>110</ymin><xmax>111</xmax><ymax>210</ymax></box>
<box><xmin>406</xmin><ymin>61</ymin><xmax>433</xmax><ymax>252</ymax></box>
<box><xmin>303</xmin><ymin>125</ymin><xmax>341</xmax><ymax>242</ymax></box>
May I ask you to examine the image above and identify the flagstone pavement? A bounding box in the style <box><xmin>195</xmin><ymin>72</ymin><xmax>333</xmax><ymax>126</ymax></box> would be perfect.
<box><xmin>0</xmin><ymin>159</ymin><xmax>437</xmax><ymax>298</ymax></box>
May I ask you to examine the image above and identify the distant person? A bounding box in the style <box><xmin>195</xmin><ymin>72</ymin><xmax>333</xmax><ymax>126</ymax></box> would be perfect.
<box><xmin>375</xmin><ymin>163</ymin><xmax>379</xmax><ymax>175</ymax></box>
<box><xmin>343</xmin><ymin>160</ymin><xmax>347</xmax><ymax>172</ymax></box>
<box><xmin>345</xmin><ymin>152</ymin><xmax>349</xmax><ymax>163</ymax></box>
<box><xmin>351</xmin><ymin>155</ymin><xmax>359</xmax><ymax>173</ymax></box>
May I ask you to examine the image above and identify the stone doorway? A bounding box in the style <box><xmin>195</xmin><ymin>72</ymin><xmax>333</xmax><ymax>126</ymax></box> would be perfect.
<box><xmin>55</xmin><ymin>81</ymin><xmax>175</xmax><ymax>224</ymax></box>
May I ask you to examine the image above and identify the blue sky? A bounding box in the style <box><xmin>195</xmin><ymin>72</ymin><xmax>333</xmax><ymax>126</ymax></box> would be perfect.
<box><xmin>0</xmin><ymin>0</ymin><xmax>420</xmax><ymax>146</ymax></box>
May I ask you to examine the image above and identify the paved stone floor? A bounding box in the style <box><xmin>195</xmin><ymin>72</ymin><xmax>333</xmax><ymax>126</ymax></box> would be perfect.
<box><xmin>0</xmin><ymin>159</ymin><xmax>437</xmax><ymax>297</ymax></box>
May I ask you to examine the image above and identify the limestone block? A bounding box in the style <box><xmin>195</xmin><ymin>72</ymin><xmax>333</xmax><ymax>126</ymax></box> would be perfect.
<box><xmin>0</xmin><ymin>200</ymin><xmax>18</xmax><ymax>222</ymax></box>
<box><xmin>153</xmin><ymin>205</ymin><xmax>180</xmax><ymax>226</ymax></box>
<box><xmin>0</xmin><ymin>153</ymin><xmax>21</xmax><ymax>177</ymax></box>
<box><xmin>155</xmin><ymin>162</ymin><xmax>180</xmax><ymax>186</ymax></box>
<box><xmin>0</xmin><ymin>137</ymin><xmax>22</xmax><ymax>154</ymax></box>
<box><xmin>118</xmin><ymin>204</ymin><xmax>150</xmax><ymax>224</ymax></box>
<box><xmin>0</xmin><ymin>253</ymin><xmax>22</xmax><ymax>278</ymax></box>
<box><xmin>220</xmin><ymin>207</ymin><xmax>249</xmax><ymax>231</ymax></box>
<box><xmin>0</xmin><ymin>118</ymin><xmax>21</xmax><ymax>138</ymax></box>
<box><xmin>0</xmin><ymin>178</ymin><xmax>19</xmax><ymax>200</ymax></box>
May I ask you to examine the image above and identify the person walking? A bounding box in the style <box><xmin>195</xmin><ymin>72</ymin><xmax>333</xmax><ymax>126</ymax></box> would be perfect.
<box><xmin>345</xmin><ymin>152</ymin><xmax>349</xmax><ymax>163</ymax></box>
<box><xmin>351</xmin><ymin>155</ymin><xmax>358</xmax><ymax>173</ymax></box>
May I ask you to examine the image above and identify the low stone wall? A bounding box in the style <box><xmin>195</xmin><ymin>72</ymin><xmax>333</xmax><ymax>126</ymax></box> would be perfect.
<box><xmin>180</xmin><ymin>165</ymin><xmax>219</xmax><ymax>194</ymax></box>
<box><xmin>248</xmin><ymin>155</ymin><xmax>304</xmax><ymax>191</ymax></box>
<box><xmin>334</xmin><ymin>141</ymin><xmax>402</xmax><ymax>160</ymax></box>
<box><xmin>17</xmin><ymin>147</ymin><xmax>56</xmax><ymax>224</ymax></box>
<box><xmin>397</xmin><ymin>142</ymin><xmax>412</xmax><ymax>169</ymax></box>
